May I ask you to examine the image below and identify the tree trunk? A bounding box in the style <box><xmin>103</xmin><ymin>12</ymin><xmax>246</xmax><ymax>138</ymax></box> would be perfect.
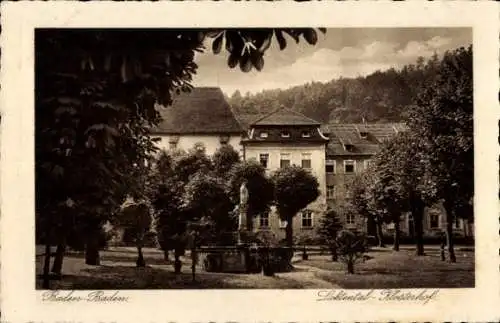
<box><xmin>285</xmin><ymin>215</ymin><xmax>294</xmax><ymax>247</ymax></box>
<box><xmin>393</xmin><ymin>220</ymin><xmax>400</xmax><ymax>251</ymax></box>
<box><xmin>51</xmin><ymin>242</ymin><xmax>66</xmax><ymax>277</ymax></box>
<box><xmin>136</xmin><ymin>233</ymin><xmax>146</xmax><ymax>267</ymax></box>
<box><xmin>330</xmin><ymin>244</ymin><xmax>338</xmax><ymax>262</ymax></box>
<box><xmin>375</xmin><ymin>219</ymin><xmax>385</xmax><ymax>247</ymax></box>
<box><xmin>42</xmin><ymin>240</ymin><xmax>52</xmax><ymax>289</ymax></box>
<box><xmin>85</xmin><ymin>230</ymin><xmax>100</xmax><ymax>265</ymax></box>
<box><xmin>191</xmin><ymin>247</ymin><xmax>197</xmax><ymax>282</ymax></box>
<box><xmin>412</xmin><ymin>201</ymin><xmax>425</xmax><ymax>256</ymax></box>
<box><xmin>347</xmin><ymin>259</ymin><xmax>354</xmax><ymax>274</ymax></box>
<box><xmin>136</xmin><ymin>246</ymin><xmax>145</xmax><ymax>267</ymax></box>
<box><xmin>443</xmin><ymin>200</ymin><xmax>457</xmax><ymax>263</ymax></box>
<box><xmin>174</xmin><ymin>248</ymin><xmax>182</xmax><ymax>274</ymax></box>
<box><xmin>302</xmin><ymin>245</ymin><xmax>308</xmax><ymax>260</ymax></box>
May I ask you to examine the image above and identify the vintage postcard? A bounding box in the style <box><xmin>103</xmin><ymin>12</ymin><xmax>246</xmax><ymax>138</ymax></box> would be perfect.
<box><xmin>1</xmin><ymin>1</ymin><xmax>499</xmax><ymax>322</ymax></box>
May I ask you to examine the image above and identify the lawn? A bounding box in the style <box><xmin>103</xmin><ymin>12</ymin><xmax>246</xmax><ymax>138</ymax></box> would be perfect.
<box><xmin>36</xmin><ymin>247</ymin><xmax>314</xmax><ymax>289</ymax></box>
<box><xmin>36</xmin><ymin>246</ymin><xmax>474</xmax><ymax>289</ymax></box>
<box><xmin>295</xmin><ymin>248</ymin><xmax>475</xmax><ymax>289</ymax></box>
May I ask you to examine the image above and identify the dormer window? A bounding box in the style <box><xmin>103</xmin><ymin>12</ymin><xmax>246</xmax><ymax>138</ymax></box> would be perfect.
<box><xmin>194</xmin><ymin>142</ymin><xmax>206</xmax><ymax>153</ymax></box>
<box><xmin>260</xmin><ymin>132</ymin><xmax>268</xmax><ymax>138</ymax></box>
<box><xmin>168</xmin><ymin>136</ymin><xmax>179</xmax><ymax>150</ymax></box>
<box><xmin>301</xmin><ymin>131</ymin><xmax>311</xmax><ymax>138</ymax></box>
<box><xmin>344</xmin><ymin>144</ymin><xmax>354</xmax><ymax>151</ymax></box>
<box><xmin>219</xmin><ymin>135</ymin><xmax>230</xmax><ymax>145</ymax></box>
<box><xmin>281</xmin><ymin>131</ymin><xmax>290</xmax><ymax>138</ymax></box>
<box><xmin>360</xmin><ymin>131</ymin><xmax>368</xmax><ymax>139</ymax></box>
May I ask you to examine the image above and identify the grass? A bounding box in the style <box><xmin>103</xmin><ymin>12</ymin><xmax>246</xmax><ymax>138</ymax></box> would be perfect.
<box><xmin>36</xmin><ymin>246</ymin><xmax>474</xmax><ymax>289</ymax></box>
<box><xmin>36</xmin><ymin>247</ymin><xmax>308</xmax><ymax>289</ymax></box>
<box><xmin>296</xmin><ymin>248</ymin><xmax>475</xmax><ymax>289</ymax></box>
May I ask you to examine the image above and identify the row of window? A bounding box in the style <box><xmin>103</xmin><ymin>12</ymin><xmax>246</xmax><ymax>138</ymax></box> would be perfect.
<box><xmin>326</xmin><ymin>159</ymin><xmax>373</xmax><ymax>174</ymax></box>
<box><xmin>258</xmin><ymin>212</ymin><xmax>462</xmax><ymax>230</ymax></box>
<box><xmin>258</xmin><ymin>153</ymin><xmax>371</xmax><ymax>174</ymax></box>
<box><xmin>259</xmin><ymin>153</ymin><xmax>312</xmax><ymax>170</ymax></box>
<box><xmin>259</xmin><ymin>130</ymin><xmax>312</xmax><ymax>139</ymax></box>
<box><xmin>258</xmin><ymin>211</ymin><xmax>314</xmax><ymax>228</ymax></box>
<box><xmin>428</xmin><ymin>213</ymin><xmax>461</xmax><ymax>229</ymax></box>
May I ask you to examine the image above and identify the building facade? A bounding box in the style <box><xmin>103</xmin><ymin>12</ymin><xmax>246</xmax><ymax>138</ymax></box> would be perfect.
<box><xmin>151</xmin><ymin>87</ymin><xmax>473</xmax><ymax>241</ymax></box>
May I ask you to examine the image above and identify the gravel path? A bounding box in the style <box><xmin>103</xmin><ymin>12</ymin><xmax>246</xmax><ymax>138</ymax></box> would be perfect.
<box><xmin>276</xmin><ymin>263</ymin><xmax>341</xmax><ymax>289</ymax></box>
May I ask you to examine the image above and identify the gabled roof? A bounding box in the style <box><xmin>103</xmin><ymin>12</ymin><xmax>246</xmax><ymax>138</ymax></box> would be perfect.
<box><xmin>234</xmin><ymin>113</ymin><xmax>264</xmax><ymax>130</ymax></box>
<box><xmin>322</xmin><ymin>123</ymin><xmax>408</xmax><ymax>156</ymax></box>
<box><xmin>251</xmin><ymin>106</ymin><xmax>321</xmax><ymax>126</ymax></box>
<box><xmin>152</xmin><ymin>87</ymin><xmax>243</xmax><ymax>134</ymax></box>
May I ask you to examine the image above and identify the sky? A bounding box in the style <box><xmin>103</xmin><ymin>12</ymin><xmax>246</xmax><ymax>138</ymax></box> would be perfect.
<box><xmin>191</xmin><ymin>28</ymin><xmax>472</xmax><ymax>96</ymax></box>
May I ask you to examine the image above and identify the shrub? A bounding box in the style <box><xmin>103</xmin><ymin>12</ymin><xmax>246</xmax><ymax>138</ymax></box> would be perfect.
<box><xmin>336</xmin><ymin>230</ymin><xmax>367</xmax><ymax>274</ymax></box>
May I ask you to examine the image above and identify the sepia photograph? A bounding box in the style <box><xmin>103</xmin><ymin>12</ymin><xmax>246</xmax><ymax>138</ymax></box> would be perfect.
<box><xmin>34</xmin><ymin>27</ymin><xmax>474</xmax><ymax>290</ymax></box>
<box><xmin>1</xmin><ymin>2</ymin><xmax>498</xmax><ymax>323</ymax></box>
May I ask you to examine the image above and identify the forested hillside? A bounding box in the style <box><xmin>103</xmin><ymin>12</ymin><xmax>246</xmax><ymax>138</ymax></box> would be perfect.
<box><xmin>228</xmin><ymin>53</ymin><xmax>445</xmax><ymax>123</ymax></box>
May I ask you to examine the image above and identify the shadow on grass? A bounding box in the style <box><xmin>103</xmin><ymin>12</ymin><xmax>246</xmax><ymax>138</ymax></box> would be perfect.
<box><xmin>36</xmin><ymin>265</ymin><xmax>235</xmax><ymax>289</ymax></box>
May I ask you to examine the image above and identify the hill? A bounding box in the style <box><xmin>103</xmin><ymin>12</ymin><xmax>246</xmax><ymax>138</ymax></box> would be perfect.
<box><xmin>228</xmin><ymin>53</ymin><xmax>444</xmax><ymax>124</ymax></box>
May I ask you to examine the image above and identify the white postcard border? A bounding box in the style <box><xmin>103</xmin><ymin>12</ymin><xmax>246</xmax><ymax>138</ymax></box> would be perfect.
<box><xmin>1</xmin><ymin>2</ymin><xmax>499</xmax><ymax>322</ymax></box>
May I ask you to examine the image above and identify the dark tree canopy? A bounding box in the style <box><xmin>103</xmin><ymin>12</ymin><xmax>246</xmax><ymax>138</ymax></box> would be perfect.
<box><xmin>272</xmin><ymin>165</ymin><xmax>320</xmax><ymax>246</ymax></box>
<box><xmin>227</xmin><ymin>160</ymin><xmax>274</xmax><ymax>219</ymax></box>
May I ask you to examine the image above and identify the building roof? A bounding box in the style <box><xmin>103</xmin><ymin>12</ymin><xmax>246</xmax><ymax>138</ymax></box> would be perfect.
<box><xmin>234</xmin><ymin>113</ymin><xmax>263</xmax><ymax>130</ymax></box>
<box><xmin>251</xmin><ymin>106</ymin><xmax>321</xmax><ymax>126</ymax></box>
<box><xmin>152</xmin><ymin>87</ymin><xmax>243</xmax><ymax>134</ymax></box>
<box><xmin>322</xmin><ymin>123</ymin><xmax>408</xmax><ymax>156</ymax></box>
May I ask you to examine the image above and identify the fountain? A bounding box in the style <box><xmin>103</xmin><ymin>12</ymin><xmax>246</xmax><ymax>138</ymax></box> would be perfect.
<box><xmin>201</xmin><ymin>181</ymin><xmax>293</xmax><ymax>274</ymax></box>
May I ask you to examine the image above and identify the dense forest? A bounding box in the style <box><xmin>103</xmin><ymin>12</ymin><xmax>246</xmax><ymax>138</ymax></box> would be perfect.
<box><xmin>228</xmin><ymin>53</ymin><xmax>444</xmax><ymax>123</ymax></box>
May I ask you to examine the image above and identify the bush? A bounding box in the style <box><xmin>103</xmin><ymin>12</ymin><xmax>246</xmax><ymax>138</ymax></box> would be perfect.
<box><xmin>336</xmin><ymin>230</ymin><xmax>367</xmax><ymax>274</ymax></box>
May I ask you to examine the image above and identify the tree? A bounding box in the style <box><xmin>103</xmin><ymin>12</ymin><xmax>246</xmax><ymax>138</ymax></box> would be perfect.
<box><xmin>148</xmin><ymin>151</ymin><xmax>185</xmax><ymax>263</ymax></box>
<box><xmin>212</xmin><ymin>144</ymin><xmax>241</xmax><ymax>177</ymax></box>
<box><xmin>272</xmin><ymin>165</ymin><xmax>320</xmax><ymax>247</ymax></box>
<box><xmin>227</xmin><ymin>160</ymin><xmax>274</xmax><ymax>233</ymax></box>
<box><xmin>182</xmin><ymin>171</ymin><xmax>235</xmax><ymax>245</ymax></box>
<box><xmin>35</xmin><ymin>28</ymin><xmax>323</xmax><ymax>287</ymax></box>
<box><xmin>336</xmin><ymin>230</ymin><xmax>367</xmax><ymax>274</ymax></box>
<box><xmin>409</xmin><ymin>46</ymin><xmax>473</xmax><ymax>262</ymax></box>
<box><xmin>372</xmin><ymin>132</ymin><xmax>437</xmax><ymax>256</ymax></box>
<box><xmin>367</xmin><ymin>153</ymin><xmax>409</xmax><ymax>251</ymax></box>
<box><xmin>317</xmin><ymin>208</ymin><xmax>343</xmax><ymax>261</ymax></box>
<box><xmin>114</xmin><ymin>202</ymin><xmax>152</xmax><ymax>267</ymax></box>
<box><xmin>173</xmin><ymin>148</ymin><xmax>213</xmax><ymax>184</ymax></box>
<box><xmin>349</xmin><ymin>172</ymin><xmax>386</xmax><ymax>248</ymax></box>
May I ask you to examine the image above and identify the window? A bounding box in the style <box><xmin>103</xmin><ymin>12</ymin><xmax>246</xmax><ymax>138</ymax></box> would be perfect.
<box><xmin>360</xmin><ymin>131</ymin><xmax>368</xmax><ymax>139</ymax></box>
<box><xmin>455</xmin><ymin>217</ymin><xmax>461</xmax><ymax>229</ymax></box>
<box><xmin>168</xmin><ymin>136</ymin><xmax>179</xmax><ymax>150</ymax></box>
<box><xmin>281</xmin><ymin>131</ymin><xmax>290</xmax><ymax>138</ymax></box>
<box><xmin>301</xmin><ymin>211</ymin><xmax>313</xmax><ymax>228</ymax></box>
<box><xmin>326</xmin><ymin>185</ymin><xmax>335</xmax><ymax>199</ymax></box>
<box><xmin>279</xmin><ymin>219</ymin><xmax>287</xmax><ymax>228</ymax></box>
<box><xmin>301</xmin><ymin>131</ymin><xmax>311</xmax><ymax>138</ymax></box>
<box><xmin>280</xmin><ymin>153</ymin><xmax>291</xmax><ymax>168</ymax></box>
<box><xmin>219</xmin><ymin>135</ymin><xmax>229</xmax><ymax>145</ymax></box>
<box><xmin>325</xmin><ymin>160</ymin><xmax>336</xmax><ymax>173</ymax></box>
<box><xmin>301</xmin><ymin>153</ymin><xmax>311</xmax><ymax>170</ymax></box>
<box><xmin>194</xmin><ymin>142</ymin><xmax>206</xmax><ymax>153</ymax></box>
<box><xmin>259</xmin><ymin>153</ymin><xmax>269</xmax><ymax>168</ymax></box>
<box><xmin>259</xmin><ymin>213</ymin><xmax>269</xmax><ymax>228</ymax></box>
<box><xmin>345</xmin><ymin>213</ymin><xmax>355</xmax><ymax>225</ymax></box>
<box><xmin>364</xmin><ymin>159</ymin><xmax>372</xmax><ymax>170</ymax></box>
<box><xmin>430</xmin><ymin>214</ymin><xmax>439</xmax><ymax>228</ymax></box>
<box><xmin>345</xmin><ymin>185</ymin><xmax>352</xmax><ymax>199</ymax></box>
<box><xmin>259</xmin><ymin>132</ymin><xmax>268</xmax><ymax>138</ymax></box>
<box><xmin>344</xmin><ymin>160</ymin><xmax>355</xmax><ymax>173</ymax></box>
<box><xmin>344</xmin><ymin>144</ymin><xmax>354</xmax><ymax>151</ymax></box>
